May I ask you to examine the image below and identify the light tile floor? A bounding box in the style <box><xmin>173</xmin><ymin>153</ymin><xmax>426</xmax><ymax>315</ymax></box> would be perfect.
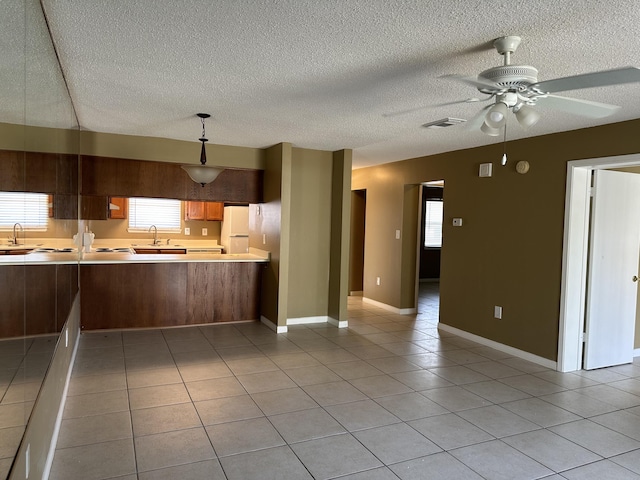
<box><xmin>0</xmin><ymin>334</ymin><xmax>57</xmax><ymax>480</ymax></box>
<box><xmin>49</xmin><ymin>283</ymin><xmax>640</xmax><ymax>479</ymax></box>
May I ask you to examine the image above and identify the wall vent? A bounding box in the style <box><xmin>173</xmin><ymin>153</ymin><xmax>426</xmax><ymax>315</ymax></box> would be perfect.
<box><xmin>422</xmin><ymin>118</ymin><xmax>466</xmax><ymax>129</ymax></box>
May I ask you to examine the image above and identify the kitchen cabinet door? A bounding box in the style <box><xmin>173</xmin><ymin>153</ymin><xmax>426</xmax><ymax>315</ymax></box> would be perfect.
<box><xmin>109</xmin><ymin>197</ymin><xmax>127</xmax><ymax>219</ymax></box>
<box><xmin>80</xmin><ymin>195</ymin><xmax>109</xmax><ymax>220</ymax></box>
<box><xmin>184</xmin><ymin>201</ymin><xmax>205</xmax><ymax>221</ymax></box>
<box><xmin>205</xmin><ymin>202</ymin><xmax>224</xmax><ymax>221</ymax></box>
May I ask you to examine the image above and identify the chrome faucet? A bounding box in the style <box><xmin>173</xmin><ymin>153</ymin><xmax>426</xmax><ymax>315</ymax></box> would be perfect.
<box><xmin>12</xmin><ymin>223</ymin><xmax>23</xmax><ymax>245</ymax></box>
<box><xmin>148</xmin><ymin>225</ymin><xmax>159</xmax><ymax>245</ymax></box>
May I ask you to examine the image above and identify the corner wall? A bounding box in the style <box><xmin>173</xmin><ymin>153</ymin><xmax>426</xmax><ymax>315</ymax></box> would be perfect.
<box><xmin>352</xmin><ymin>119</ymin><xmax>640</xmax><ymax>361</ymax></box>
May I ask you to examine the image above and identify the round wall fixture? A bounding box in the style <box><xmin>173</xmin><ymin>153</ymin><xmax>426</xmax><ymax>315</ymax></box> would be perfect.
<box><xmin>516</xmin><ymin>160</ymin><xmax>530</xmax><ymax>174</ymax></box>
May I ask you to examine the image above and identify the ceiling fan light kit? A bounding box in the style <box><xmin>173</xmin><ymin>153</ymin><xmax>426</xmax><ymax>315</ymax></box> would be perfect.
<box><xmin>181</xmin><ymin>113</ymin><xmax>224</xmax><ymax>187</ymax></box>
<box><xmin>480</xmin><ymin>122</ymin><xmax>501</xmax><ymax>136</ymax></box>
<box><xmin>446</xmin><ymin>35</ymin><xmax>640</xmax><ymax>137</ymax></box>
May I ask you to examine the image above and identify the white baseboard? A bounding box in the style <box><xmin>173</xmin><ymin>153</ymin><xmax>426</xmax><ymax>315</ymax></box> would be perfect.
<box><xmin>287</xmin><ymin>315</ymin><xmax>331</xmax><ymax>326</ymax></box>
<box><xmin>261</xmin><ymin>315</ymin><xmax>349</xmax><ymax>332</ymax></box>
<box><xmin>328</xmin><ymin>317</ymin><xmax>349</xmax><ymax>328</ymax></box>
<box><xmin>439</xmin><ymin>323</ymin><xmax>558</xmax><ymax>370</ymax></box>
<box><xmin>362</xmin><ymin>297</ymin><xmax>417</xmax><ymax>315</ymax></box>
<box><xmin>261</xmin><ymin>316</ymin><xmax>287</xmax><ymax>333</ymax></box>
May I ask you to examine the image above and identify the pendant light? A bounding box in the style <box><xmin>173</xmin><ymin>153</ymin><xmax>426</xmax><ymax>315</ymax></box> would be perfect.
<box><xmin>181</xmin><ymin>113</ymin><xmax>223</xmax><ymax>187</ymax></box>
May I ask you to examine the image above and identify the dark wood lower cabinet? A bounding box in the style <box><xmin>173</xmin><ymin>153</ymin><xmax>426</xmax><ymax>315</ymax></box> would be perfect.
<box><xmin>0</xmin><ymin>264</ymin><xmax>78</xmax><ymax>338</ymax></box>
<box><xmin>80</xmin><ymin>262</ymin><xmax>262</xmax><ymax>330</ymax></box>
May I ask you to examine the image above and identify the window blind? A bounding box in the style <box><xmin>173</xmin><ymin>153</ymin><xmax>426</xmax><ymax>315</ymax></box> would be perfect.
<box><xmin>128</xmin><ymin>197</ymin><xmax>181</xmax><ymax>233</ymax></box>
<box><xmin>424</xmin><ymin>200</ymin><xmax>443</xmax><ymax>248</ymax></box>
<box><xmin>0</xmin><ymin>192</ymin><xmax>49</xmax><ymax>231</ymax></box>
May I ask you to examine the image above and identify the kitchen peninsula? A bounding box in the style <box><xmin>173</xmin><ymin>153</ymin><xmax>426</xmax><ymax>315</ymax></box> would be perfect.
<box><xmin>80</xmin><ymin>248</ymin><xmax>269</xmax><ymax>330</ymax></box>
<box><xmin>0</xmin><ymin>243</ymin><xmax>269</xmax><ymax>335</ymax></box>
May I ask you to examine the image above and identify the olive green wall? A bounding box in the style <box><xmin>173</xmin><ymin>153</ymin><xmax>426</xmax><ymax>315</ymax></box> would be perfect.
<box><xmin>254</xmin><ymin>144</ymin><xmax>352</xmax><ymax>327</ymax></box>
<box><xmin>252</xmin><ymin>143</ymin><xmax>288</xmax><ymax>327</ymax></box>
<box><xmin>328</xmin><ymin>149</ymin><xmax>352</xmax><ymax>322</ymax></box>
<box><xmin>352</xmin><ymin>119</ymin><xmax>640</xmax><ymax>361</ymax></box>
<box><xmin>0</xmin><ymin>122</ymin><xmax>78</xmax><ymax>154</ymax></box>
<box><xmin>287</xmin><ymin>148</ymin><xmax>333</xmax><ymax>318</ymax></box>
<box><xmin>80</xmin><ymin>130</ymin><xmax>264</xmax><ymax>169</ymax></box>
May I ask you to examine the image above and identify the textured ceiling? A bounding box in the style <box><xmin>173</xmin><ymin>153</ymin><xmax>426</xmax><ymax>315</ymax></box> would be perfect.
<box><xmin>6</xmin><ymin>0</ymin><xmax>640</xmax><ymax>168</ymax></box>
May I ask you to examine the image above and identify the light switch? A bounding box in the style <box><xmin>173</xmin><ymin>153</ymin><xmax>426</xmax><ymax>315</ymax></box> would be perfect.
<box><xmin>453</xmin><ymin>218</ymin><xmax>463</xmax><ymax>227</ymax></box>
<box><xmin>395</xmin><ymin>229</ymin><xmax>401</xmax><ymax>239</ymax></box>
<box><xmin>494</xmin><ymin>306</ymin><xmax>503</xmax><ymax>319</ymax></box>
<box><xmin>479</xmin><ymin>163</ymin><xmax>492</xmax><ymax>177</ymax></box>
<box><xmin>184</xmin><ymin>227</ymin><xmax>190</xmax><ymax>235</ymax></box>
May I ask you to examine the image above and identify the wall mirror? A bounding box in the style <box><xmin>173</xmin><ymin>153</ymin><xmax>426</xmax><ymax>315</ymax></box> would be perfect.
<box><xmin>0</xmin><ymin>0</ymin><xmax>79</xmax><ymax>478</ymax></box>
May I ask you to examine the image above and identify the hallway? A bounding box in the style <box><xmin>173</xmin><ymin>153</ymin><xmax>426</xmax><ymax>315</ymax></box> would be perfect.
<box><xmin>49</xmin><ymin>284</ymin><xmax>640</xmax><ymax>479</ymax></box>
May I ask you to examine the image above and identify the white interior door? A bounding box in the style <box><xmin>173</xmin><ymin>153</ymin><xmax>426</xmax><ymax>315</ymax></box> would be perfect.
<box><xmin>584</xmin><ymin>170</ymin><xmax>640</xmax><ymax>370</ymax></box>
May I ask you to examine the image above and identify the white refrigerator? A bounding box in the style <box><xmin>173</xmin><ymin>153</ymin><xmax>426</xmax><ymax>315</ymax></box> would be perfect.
<box><xmin>220</xmin><ymin>206</ymin><xmax>249</xmax><ymax>253</ymax></box>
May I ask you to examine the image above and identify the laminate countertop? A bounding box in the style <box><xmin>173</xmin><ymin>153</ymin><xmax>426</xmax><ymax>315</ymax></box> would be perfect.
<box><xmin>0</xmin><ymin>248</ymin><xmax>269</xmax><ymax>265</ymax></box>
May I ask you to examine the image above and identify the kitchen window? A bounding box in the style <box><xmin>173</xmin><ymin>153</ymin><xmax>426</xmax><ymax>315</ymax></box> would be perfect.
<box><xmin>424</xmin><ymin>199</ymin><xmax>443</xmax><ymax>248</ymax></box>
<box><xmin>128</xmin><ymin>197</ymin><xmax>181</xmax><ymax>233</ymax></box>
<box><xmin>0</xmin><ymin>192</ymin><xmax>48</xmax><ymax>231</ymax></box>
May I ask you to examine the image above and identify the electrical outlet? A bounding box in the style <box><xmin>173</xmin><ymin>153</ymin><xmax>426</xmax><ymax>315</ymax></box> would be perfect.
<box><xmin>184</xmin><ymin>227</ymin><xmax>190</xmax><ymax>235</ymax></box>
<box><xmin>494</xmin><ymin>306</ymin><xmax>503</xmax><ymax>319</ymax></box>
<box><xmin>376</xmin><ymin>277</ymin><xmax>381</xmax><ymax>286</ymax></box>
<box><xmin>202</xmin><ymin>228</ymin><xmax>208</xmax><ymax>236</ymax></box>
<box><xmin>395</xmin><ymin>229</ymin><xmax>401</xmax><ymax>239</ymax></box>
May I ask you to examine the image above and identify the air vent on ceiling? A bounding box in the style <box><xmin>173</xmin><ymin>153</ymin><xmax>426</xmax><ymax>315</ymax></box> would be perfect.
<box><xmin>421</xmin><ymin>118</ymin><xmax>466</xmax><ymax>129</ymax></box>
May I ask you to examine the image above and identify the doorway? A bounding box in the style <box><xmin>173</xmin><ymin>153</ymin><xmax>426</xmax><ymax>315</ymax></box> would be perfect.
<box><xmin>415</xmin><ymin>181</ymin><xmax>444</xmax><ymax>319</ymax></box>
<box><xmin>349</xmin><ymin>189</ymin><xmax>366</xmax><ymax>296</ymax></box>
<box><xmin>558</xmin><ymin>154</ymin><xmax>640</xmax><ymax>372</ymax></box>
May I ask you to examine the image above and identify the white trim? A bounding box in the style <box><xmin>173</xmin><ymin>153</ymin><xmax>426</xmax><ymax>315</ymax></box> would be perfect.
<box><xmin>328</xmin><ymin>317</ymin><xmax>349</xmax><ymax>328</ymax></box>
<box><xmin>349</xmin><ymin>291</ymin><xmax>363</xmax><ymax>296</ymax></box>
<box><xmin>363</xmin><ymin>296</ymin><xmax>417</xmax><ymax>315</ymax></box>
<box><xmin>287</xmin><ymin>315</ymin><xmax>331</xmax><ymax>325</ymax></box>
<box><xmin>261</xmin><ymin>315</ymin><xmax>287</xmax><ymax>333</ymax></box>
<box><xmin>439</xmin><ymin>323</ymin><xmax>558</xmax><ymax>370</ymax></box>
<box><xmin>558</xmin><ymin>153</ymin><xmax>640</xmax><ymax>372</ymax></box>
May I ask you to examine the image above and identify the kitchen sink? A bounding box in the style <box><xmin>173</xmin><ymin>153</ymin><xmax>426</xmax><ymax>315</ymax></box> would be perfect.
<box><xmin>131</xmin><ymin>244</ymin><xmax>184</xmax><ymax>247</ymax></box>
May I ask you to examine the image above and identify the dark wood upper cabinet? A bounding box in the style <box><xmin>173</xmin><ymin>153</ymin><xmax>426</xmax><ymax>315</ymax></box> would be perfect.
<box><xmin>80</xmin><ymin>195</ymin><xmax>109</xmax><ymax>220</ymax></box>
<box><xmin>0</xmin><ymin>150</ymin><xmax>76</xmax><ymax>194</ymax></box>
<box><xmin>81</xmin><ymin>155</ymin><xmax>262</xmax><ymax>203</ymax></box>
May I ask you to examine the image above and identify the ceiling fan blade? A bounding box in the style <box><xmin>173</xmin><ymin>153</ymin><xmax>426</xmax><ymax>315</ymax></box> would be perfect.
<box><xmin>382</xmin><ymin>97</ymin><xmax>487</xmax><ymax>118</ymax></box>
<box><xmin>441</xmin><ymin>74</ymin><xmax>501</xmax><ymax>91</ymax></box>
<box><xmin>531</xmin><ymin>67</ymin><xmax>640</xmax><ymax>94</ymax></box>
<box><xmin>535</xmin><ymin>94</ymin><xmax>621</xmax><ymax>118</ymax></box>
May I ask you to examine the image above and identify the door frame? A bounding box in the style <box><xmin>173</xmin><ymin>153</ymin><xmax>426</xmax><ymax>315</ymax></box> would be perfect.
<box><xmin>558</xmin><ymin>153</ymin><xmax>640</xmax><ymax>372</ymax></box>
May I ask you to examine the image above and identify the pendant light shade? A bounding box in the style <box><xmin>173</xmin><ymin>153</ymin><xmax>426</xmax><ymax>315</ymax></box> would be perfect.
<box><xmin>181</xmin><ymin>113</ymin><xmax>223</xmax><ymax>187</ymax></box>
<box><xmin>182</xmin><ymin>165</ymin><xmax>223</xmax><ymax>186</ymax></box>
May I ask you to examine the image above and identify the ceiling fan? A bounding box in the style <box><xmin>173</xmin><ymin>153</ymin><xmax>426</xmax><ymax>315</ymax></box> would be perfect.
<box><xmin>446</xmin><ymin>35</ymin><xmax>640</xmax><ymax>136</ymax></box>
